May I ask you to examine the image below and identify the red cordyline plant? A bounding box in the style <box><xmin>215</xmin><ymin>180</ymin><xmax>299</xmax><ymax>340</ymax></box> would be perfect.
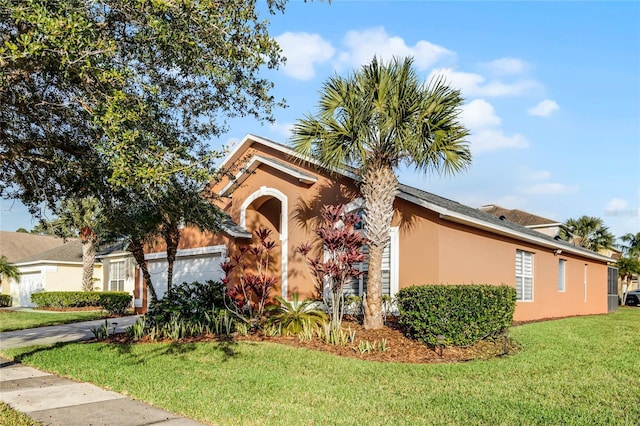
<box><xmin>296</xmin><ymin>204</ymin><xmax>366</xmax><ymax>331</ymax></box>
<box><xmin>221</xmin><ymin>227</ymin><xmax>278</xmax><ymax>327</ymax></box>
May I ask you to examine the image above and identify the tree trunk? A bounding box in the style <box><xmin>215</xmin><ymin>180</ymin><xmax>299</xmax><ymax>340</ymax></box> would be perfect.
<box><xmin>361</xmin><ymin>164</ymin><xmax>398</xmax><ymax>329</ymax></box>
<box><xmin>162</xmin><ymin>224</ymin><xmax>181</xmax><ymax>293</ymax></box>
<box><xmin>81</xmin><ymin>230</ymin><xmax>97</xmax><ymax>291</ymax></box>
<box><xmin>129</xmin><ymin>239</ymin><xmax>158</xmax><ymax>303</ymax></box>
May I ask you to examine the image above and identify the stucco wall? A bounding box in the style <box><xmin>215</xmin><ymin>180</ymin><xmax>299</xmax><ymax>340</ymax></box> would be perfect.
<box><xmin>170</xmin><ymin>137</ymin><xmax>612</xmax><ymax>322</ymax></box>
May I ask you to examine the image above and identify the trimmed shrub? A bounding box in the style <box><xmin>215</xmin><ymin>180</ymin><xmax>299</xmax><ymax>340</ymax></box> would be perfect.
<box><xmin>0</xmin><ymin>294</ymin><xmax>11</xmax><ymax>307</ymax></box>
<box><xmin>31</xmin><ymin>291</ymin><xmax>100</xmax><ymax>308</ymax></box>
<box><xmin>30</xmin><ymin>291</ymin><xmax>131</xmax><ymax>314</ymax></box>
<box><xmin>147</xmin><ymin>280</ymin><xmax>226</xmax><ymax>326</ymax></box>
<box><xmin>396</xmin><ymin>284</ymin><xmax>516</xmax><ymax>346</ymax></box>
<box><xmin>98</xmin><ymin>292</ymin><xmax>132</xmax><ymax>315</ymax></box>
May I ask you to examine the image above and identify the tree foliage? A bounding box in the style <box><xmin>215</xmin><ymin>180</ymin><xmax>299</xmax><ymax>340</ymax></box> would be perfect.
<box><xmin>619</xmin><ymin>232</ymin><xmax>640</xmax><ymax>258</ymax></box>
<box><xmin>291</xmin><ymin>56</ymin><xmax>470</xmax><ymax>329</ymax></box>
<box><xmin>1</xmin><ymin>0</ymin><xmax>286</xmax><ymax>208</ymax></box>
<box><xmin>559</xmin><ymin>215</ymin><xmax>615</xmax><ymax>252</ymax></box>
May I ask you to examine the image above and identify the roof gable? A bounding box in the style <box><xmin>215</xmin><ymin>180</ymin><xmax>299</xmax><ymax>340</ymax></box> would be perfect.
<box><xmin>219</xmin><ymin>134</ymin><xmax>612</xmax><ymax>263</ymax></box>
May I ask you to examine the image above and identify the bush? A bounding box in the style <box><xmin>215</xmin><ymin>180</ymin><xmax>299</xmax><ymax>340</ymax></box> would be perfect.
<box><xmin>147</xmin><ymin>280</ymin><xmax>226</xmax><ymax>326</ymax></box>
<box><xmin>30</xmin><ymin>291</ymin><xmax>131</xmax><ymax>314</ymax></box>
<box><xmin>98</xmin><ymin>292</ymin><xmax>132</xmax><ymax>315</ymax></box>
<box><xmin>31</xmin><ymin>291</ymin><xmax>100</xmax><ymax>308</ymax></box>
<box><xmin>396</xmin><ymin>284</ymin><xmax>516</xmax><ymax>346</ymax></box>
<box><xmin>0</xmin><ymin>294</ymin><xmax>11</xmax><ymax>307</ymax></box>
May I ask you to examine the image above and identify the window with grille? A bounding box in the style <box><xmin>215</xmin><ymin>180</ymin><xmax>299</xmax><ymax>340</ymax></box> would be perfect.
<box><xmin>109</xmin><ymin>261</ymin><xmax>125</xmax><ymax>292</ymax></box>
<box><xmin>515</xmin><ymin>250</ymin><xmax>533</xmax><ymax>301</ymax></box>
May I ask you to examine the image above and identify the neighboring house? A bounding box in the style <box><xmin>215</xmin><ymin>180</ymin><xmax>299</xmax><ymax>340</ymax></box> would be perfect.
<box><xmin>9</xmin><ymin>240</ymin><xmax>103</xmax><ymax>307</ymax></box>
<box><xmin>136</xmin><ymin>134</ymin><xmax>616</xmax><ymax>322</ymax></box>
<box><xmin>478</xmin><ymin>205</ymin><xmax>564</xmax><ymax>238</ymax></box>
<box><xmin>96</xmin><ymin>242</ymin><xmax>138</xmax><ymax>308</ymax></box>
<box><xmin>0</xmin><ymin>231</ymin><xmax>69</xmax><ymax>294</ymax></box>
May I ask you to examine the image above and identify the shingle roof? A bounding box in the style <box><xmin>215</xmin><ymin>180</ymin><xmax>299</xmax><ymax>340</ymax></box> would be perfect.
<box><xmin>478</xmin><ymin>205</ymin><xmax>560</xmax><ymax>226</ymax></box>
<box><xmin>0</xmin><ymin>231</ymin><xmax>70</xmax><ymax>263</ymax></box>
<box><xmin>397</xmin><ymin>185</ymin><xmax>604</xmax><ymax>259</ymax></box>
<box><xmin>14</xmin><ymin>240</ymin><xmax>84</xmax><ymax>264</ymax></box>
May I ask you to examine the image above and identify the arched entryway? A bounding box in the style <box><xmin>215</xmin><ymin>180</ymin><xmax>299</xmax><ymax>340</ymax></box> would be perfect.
<box><xmin>240</xmin><ymin>186</ymin><xmax>288</xmax><ymax>299</ymax></box>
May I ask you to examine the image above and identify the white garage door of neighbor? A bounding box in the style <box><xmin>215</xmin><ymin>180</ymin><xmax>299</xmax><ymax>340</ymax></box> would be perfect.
<box><xmin>18</xmin><ymin>272</ymin><xmax>44</xmax><ymax>307</ymax></box>
<box><xmin>148</xmin><ymin>253</ymin><xmax>225</xmax><ymax>299</ymax></box>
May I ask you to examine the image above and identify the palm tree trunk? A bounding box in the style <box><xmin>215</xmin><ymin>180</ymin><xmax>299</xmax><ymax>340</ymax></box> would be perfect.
<box><xmin>361</xmin><ymin>164</ymin><xmax>397</xmax><ymax>329</ymax></box>
<box><xmin>129</xmin><ymin>239</ymin><xmax>158</xmax><ymax>303</ymax></box>
<box><xmin>81</xmin><ymin>231</ymin><xmax>97</xmax><ymax>291</ymax></box>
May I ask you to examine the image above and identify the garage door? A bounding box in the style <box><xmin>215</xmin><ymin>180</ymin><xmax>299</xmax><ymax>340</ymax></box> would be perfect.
<box><xmin>17</xmin><ymin>272</ymin><xmax>44</xmax><ymax>307</ymax></box>
<box><xmin>148</xmin><ymin>249</ymin><xmax>226</xmax><ymax>300</ymax></box>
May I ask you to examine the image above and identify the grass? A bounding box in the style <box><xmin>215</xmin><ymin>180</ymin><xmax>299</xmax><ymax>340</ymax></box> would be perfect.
<box><xmin>2</xmin><ymin>308</ymin><xmax>639</xmax><ymax>425</ymax></box>
<box><xmin>0</xmin><ymin>402</ymin><xmax>39</xmax><ymax>426</ymax></box>
<box><xmin>0</xmin><ymin>310</ymin><xmax>108</xmax><ymax>332</ymax></box>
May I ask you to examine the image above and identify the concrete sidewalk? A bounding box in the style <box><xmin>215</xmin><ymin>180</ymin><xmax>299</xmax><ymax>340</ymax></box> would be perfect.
<box><xmin>0</xmin><ymin>358</ymin><xmax>206</xmax><ymax>425</ymax></box>
<box><xmin>0</xmin><ymin>316</ymin><xmax>207</xmax><ymax>425</ymax></box>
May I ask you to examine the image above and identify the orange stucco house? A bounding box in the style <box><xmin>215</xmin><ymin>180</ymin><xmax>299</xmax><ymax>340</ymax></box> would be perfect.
<box><xmin>134</xmin><ymin>134</ymin><xmax>616</xmax><ymax>322</ymax></box>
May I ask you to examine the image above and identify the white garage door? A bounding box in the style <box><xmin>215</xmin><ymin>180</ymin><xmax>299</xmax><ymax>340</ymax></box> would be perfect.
<box><xmin>147</xmin><ymin>247</ymin><xmax>226</xmax><ymax>300</ymax></box>
<box><xmin>17</xmin><ymin>272</ymin><xmax>44</xmax><ymax>307</ymax></box>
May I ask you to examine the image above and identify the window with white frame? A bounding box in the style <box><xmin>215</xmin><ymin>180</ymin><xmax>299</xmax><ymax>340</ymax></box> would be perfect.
<box><xmin>342</xmin><ymin>239</ymin><xmax>392</xmax><ymax>297</ymax></box>
<box><xmin>558</xmin><ymin>259</ymin><xmax>566</xmax><ymax>292</ymax></box>
<box><xmin>109</xmin><ymin>261</ymin><xmax>125</xmax><ymax>292</ymax></box>
<box><xmin>515</xmin><ymin>250</ymin><xmax>533</xmax><ymax>301</ymax></box>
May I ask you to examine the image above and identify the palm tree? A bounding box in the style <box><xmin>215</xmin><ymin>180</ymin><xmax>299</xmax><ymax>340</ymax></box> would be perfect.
<box><xmin>41</xmin><ymin>198</ymin><xmax>101</xmax><ymax>291</ymax></box>
<box><xmin>0</xmin><ymin>255</ymin><xmax>20</xmax><ymax>288</ymax></box>
<box><xmin>56</xmin><ymin>198</ymin><xmax>101</xmax><ymax>291</ymax></box>
<box><xmin>292</xmin><ymin>56</ymin><xmax>471</xmax><ymax>329</ymax></box>
<box><xmin>619</xmin><ymin>232</ymin><xmax>640</xmax><ymax>258</ymax></box>
<box><xmin>559</xmin><ymin>215</ymin><xmax>615</xmax><ymax>252</ymax></box>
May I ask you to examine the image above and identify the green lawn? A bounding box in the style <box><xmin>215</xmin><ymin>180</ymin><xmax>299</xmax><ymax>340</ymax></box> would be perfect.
<box><xmin>0</xmin><ymin>310</ymin><xmax>108</xmax><ymax>332</ymax></box>
<box><xmin>2</xmin><ymin>308</ymin><xmax>639</xmax><ymax>425</ymax></box>
<box><xmin>0</xmin><ymin>402</ymin><xmax>39</xmax><ymax>426</ymax></box>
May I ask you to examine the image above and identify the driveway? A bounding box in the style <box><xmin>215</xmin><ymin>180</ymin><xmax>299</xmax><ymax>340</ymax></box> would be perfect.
<box><xmin>0</xmin><ymin>315</ymin><xmax>140</xmax><ymax>350</ymax></box>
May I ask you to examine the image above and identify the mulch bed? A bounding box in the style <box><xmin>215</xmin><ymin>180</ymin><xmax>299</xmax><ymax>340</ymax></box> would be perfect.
<box><xmin>100</xmin><ymin>318</ymin><xmax>520</xmax><ymax>364</ymax></box>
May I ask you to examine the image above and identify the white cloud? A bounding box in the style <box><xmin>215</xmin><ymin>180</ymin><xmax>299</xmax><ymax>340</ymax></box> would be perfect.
<box><xmin>460</xmin><ymin>99</ymin><xmax>501</xmax><ymax>129</ymax></box>
<box><xmin>336</xmin><ymin>27</ymin><xmax>453</xmax><ymax>71</ymax></box>
<box><xmin>469</xmin><ymin>129</ymin><xmax>529</xmax><ymax>154</ymax></box>
<box><xmin>528</xmin><ymin>99</ymin><xmax>559</xmax><ymax>117</ymax></box>
<box><xmin>430</xmin><ymin>68</ymin><xmax>541</xmax><ymax>97</ymax></box>
<box><xmin>525</xmin><ymin>169</ymin><xmax>552</xmax><ymax>181</ymax></box>
<box><xmin>606</xmin><ymin>198</ymin><xmax>628</xmax><ymax>211</ymax></box>
<box><xmin>276</xmin><ymin>32</ymin><xmax>335</xmax><ymax>80</ymax></box>
<box><xmin>480</xmin><ymin>58</ymin><xmax>529</xmax><ymax>75</ymax></box>
<box><xmin>521</xmin><ymin>183</ymin><xmax>579</xmax><ymax>195</ymax></box>
<box><xmin>269</xmin><ymin>122</ymin><xmax>294</xmax><ymax>138</ymax></box>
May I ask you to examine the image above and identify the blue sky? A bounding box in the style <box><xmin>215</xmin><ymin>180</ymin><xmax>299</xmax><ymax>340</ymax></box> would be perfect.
<box><xmin>2</xmin><ymin>1</ymin><xmax>639</xmax><ymax>240</ymax></box>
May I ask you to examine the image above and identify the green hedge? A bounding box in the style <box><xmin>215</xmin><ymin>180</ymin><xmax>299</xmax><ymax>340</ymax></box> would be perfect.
<box><xmin>0</xmin><ymin>294</ymin><xmax>11</xmax><ymax>307</ymax></box>
<box><xmin>396</xmin><ymin>284</ymin><xmax>516</xmax><ymax>346</ymax></box>
<box><xmin>30</xmin><ymin>291</ymin><xmax>132</xmax><ymax>315</ymax></box>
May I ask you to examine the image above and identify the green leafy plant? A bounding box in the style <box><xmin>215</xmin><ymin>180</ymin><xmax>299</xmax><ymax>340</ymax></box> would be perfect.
<box><xmin>0</xmin><ymin>294</ymin><xmax>11</xmax><ymax>307</ymax></box>
<box><xmin>125</xmin><ymin>316</ymin><xmax>147</xmax><ymax>341</ymax></box>
<box><xmin>265</xmin><ymin>293</ymin><xmax>327</xmax><ymax>336</ymax></box>
<box><xmin>146</xmin><ymin>280</ymin><xmax>226</xmax><ymax>328</ymax></box>
<box><xmin>90</xmin><ymin>320</ymin><xmax>111</xmax><ymax>340</ymax></box>
<box><xmin>396</xmin><ymin>284</ymin><xmax>516</xmax><ymax>346</ymax></box>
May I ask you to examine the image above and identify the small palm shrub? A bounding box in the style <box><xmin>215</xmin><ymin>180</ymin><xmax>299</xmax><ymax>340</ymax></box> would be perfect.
<box><xmin>265</xmin><ymin>293</ymin><xmax>327</xmax><ymax>335</ymax></box>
